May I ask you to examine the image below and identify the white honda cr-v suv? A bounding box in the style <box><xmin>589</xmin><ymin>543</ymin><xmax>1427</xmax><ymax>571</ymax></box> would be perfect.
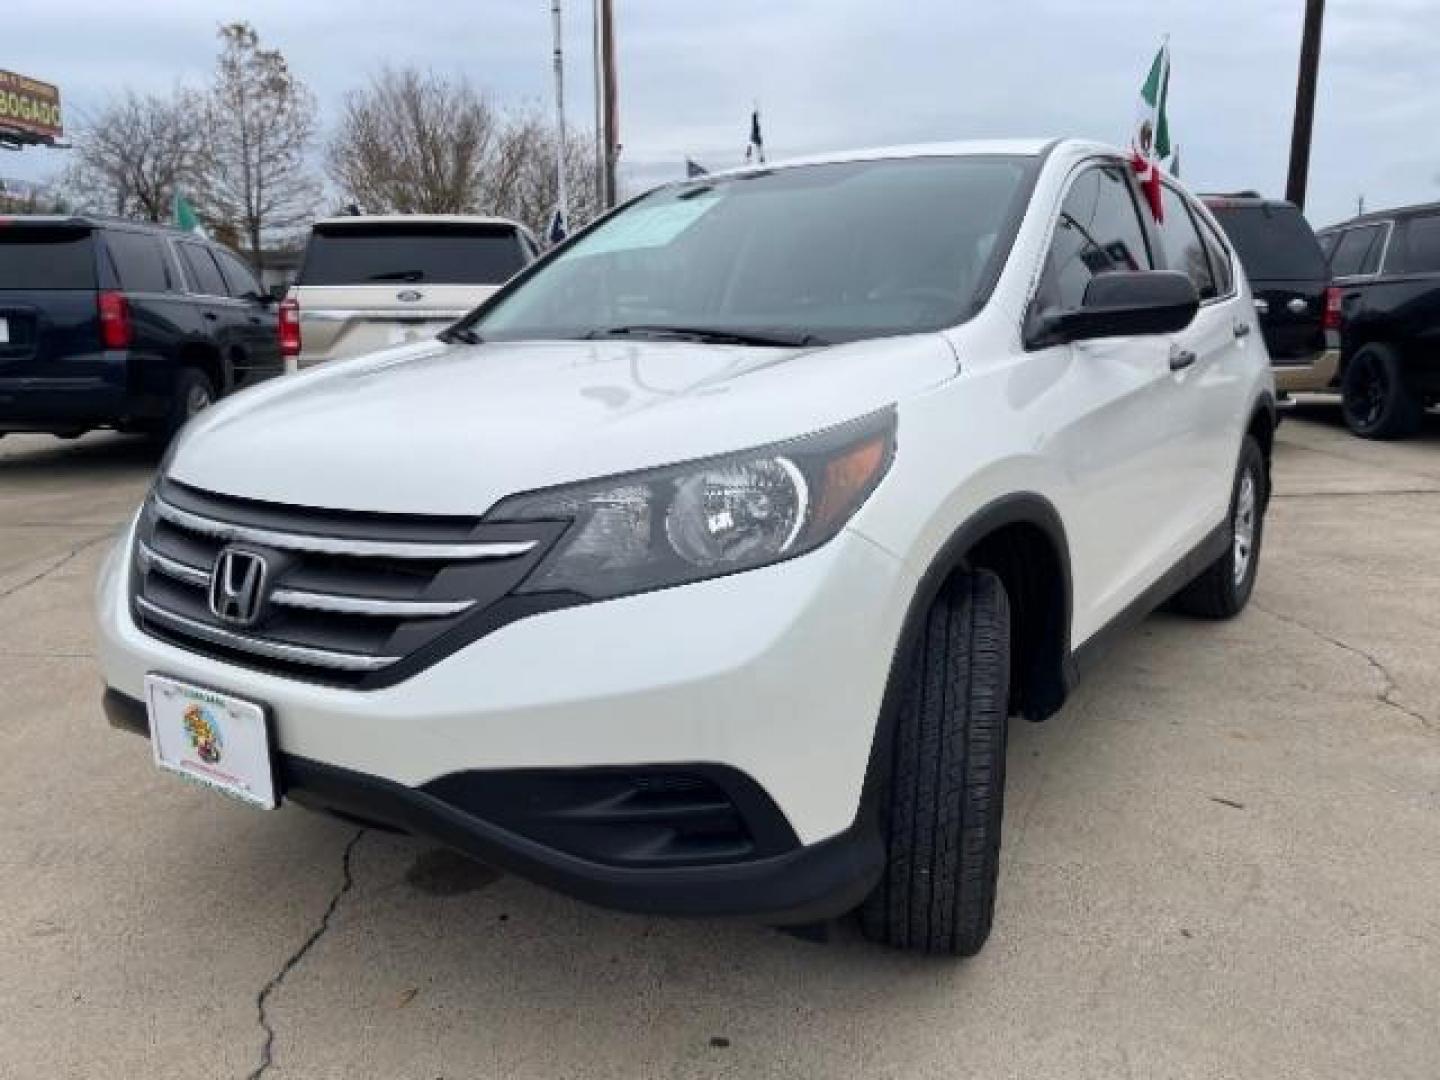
<box><xmin>97</xmin><ymin>139</ymin><xmax>1273</xmax><ymax>956</ymax></box>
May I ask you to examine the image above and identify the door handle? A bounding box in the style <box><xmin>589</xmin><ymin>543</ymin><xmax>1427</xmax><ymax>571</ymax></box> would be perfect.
<box><xmin>1169</xmin><ymin>345</ymin><xmax>1197</xmax><ymax>371</ymax></box>
<box><xmin>1232</xmin><ymin>321</ymin><xmax>1251</xmax><ymax>339</ymax></box>
<box><xmin>1253</xmin><ymin>297</ymin><xmax>1270</xmax><ymax>315</ymax></box>
<box><xmin>203</xmin><ymin>311</ymin><xmax>219</xmax><ymax>322</ymax></box>
<box><xmin>1286</xmin><ymin>297</ymin><xmax>1309</xmax><ymax>314</ymax></box>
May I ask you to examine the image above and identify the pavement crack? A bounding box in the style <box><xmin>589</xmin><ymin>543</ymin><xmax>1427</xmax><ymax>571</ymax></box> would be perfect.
<box><xmin>246</xmin><ymin>829</ymin><xmax>366</xmax><ymax>1080</ymax></box>
<box><xmin>0</xmin><ymin>532</ymin><xmax>115</xmax><ymax>602</ymax></box>
<box><xmin>1256</xmin><ymin>604</ymin><xmax>1434</xmax><ymax>730</ymax></box>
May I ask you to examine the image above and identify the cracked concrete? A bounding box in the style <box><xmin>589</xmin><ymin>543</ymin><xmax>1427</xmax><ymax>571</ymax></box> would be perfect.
<box><xmin>246</xmin><ymin>830</ymin><xmax>366</xmax><ymax>1080</ymax></box>
<box><xmin>2</xmin><ymin>403</ymin><xmax>1439</xmax><ymax>1079</ymax></box>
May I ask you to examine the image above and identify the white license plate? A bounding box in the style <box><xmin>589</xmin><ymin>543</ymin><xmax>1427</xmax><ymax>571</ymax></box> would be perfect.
<box><xmin>0</xmin><ymin>318</ymin><xmax>9</xmax><ymax>344</ymax></box>
<box><xmin>145</xmin><ymin>674</ymin><xmax>277</xmax><ymax>809</ymax></box>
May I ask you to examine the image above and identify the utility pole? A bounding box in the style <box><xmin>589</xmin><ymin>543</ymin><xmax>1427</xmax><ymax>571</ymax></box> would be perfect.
<box><xmin>1285</xmin><ymin>0</ymin><xmax>1325</xmax><ymax>208</ymax></box>
<box><xmin>551</xmin><ymin>0</ymin><xmax>568</xmax><ymax>234</ymax></box>
<box><xmin>593</xmin><ymin>0</ymin><xmax>619</xmax><ymax>208</ymax></box>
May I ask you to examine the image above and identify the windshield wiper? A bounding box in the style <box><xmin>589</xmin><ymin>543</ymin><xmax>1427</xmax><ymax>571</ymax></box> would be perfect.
<box><xmin>586</xmin><ymin>325</ymin><xmax>826</xmax><ymax>348</ymax></box>
<box><xmin>437</xmin><ymin>326</ymin><xmax>483</xmax><ymax>345</ymax></box>
<box><xmin>367</xmin><ymin>269</ymin><xmax>425</xmax><ymax>282</ymax></box>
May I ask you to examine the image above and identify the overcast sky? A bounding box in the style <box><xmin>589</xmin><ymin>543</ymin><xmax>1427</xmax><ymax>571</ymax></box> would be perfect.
<box><xmin>4</xmin><ymin>0</ymin><xmax>1436</xmax><ymax>227</ymax></box>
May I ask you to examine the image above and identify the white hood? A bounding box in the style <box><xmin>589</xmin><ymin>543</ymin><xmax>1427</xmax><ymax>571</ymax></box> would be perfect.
<box><xmin>168</xmin><ymin>335</ymin><xmax>958</xmax><ymax>515</ymax></box>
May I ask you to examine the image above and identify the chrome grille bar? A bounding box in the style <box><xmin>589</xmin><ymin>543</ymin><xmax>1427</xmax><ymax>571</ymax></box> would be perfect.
<box><xmin>138</xmin><ymin>542</ymin><xmax>476</xmax><ymax>619</ymax></box>
<box><xmin>152</xmin><ymin>496</ymin><xmax>535</xmax><ymax>561</ymax></box>
<box><xmin>136</xmin><ymin>597</ymin><xmax>400</xmax><ymax>672</ymax></box>
<box><xmin>268</xmin><ymin>587</ymin><xmax>474</xmax><ymax>618</ymax></box>
<box><xmin>136</xmin><ymin>543</ymin><xmax>209</xmax><ymax>588</ymax></box>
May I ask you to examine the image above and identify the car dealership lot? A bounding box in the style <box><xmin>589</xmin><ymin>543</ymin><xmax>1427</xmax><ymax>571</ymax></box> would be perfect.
<box><xmin>2</xmin><ymin>404</ymin><xmax>1438</xmax><ymax>1079</ymax></box>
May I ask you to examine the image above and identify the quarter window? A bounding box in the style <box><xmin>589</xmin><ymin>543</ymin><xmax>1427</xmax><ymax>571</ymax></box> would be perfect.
<box><xmin>1400</xmin><ymin>215</ymin><xmax>1440</xmax><ymax>273</ymax></box>
<box><xmin>105</xmin><ymin>231</ymin><xmax>175</xmax><ymax>293</ymax></box>
<box><xmin>1195</xmin><ymin>213</ymin><xmax>1234</xmax><ymax>296</ymax></box>
<box><xmin>1329</xmin><ymin>225</ymin><xmax>1385</xmax><ymax>278</ymax></box>
<box><xmin>213</xmin><ymin>248</ymin><xmax>263</xmax><ymax>298</ymax></box>
<box><xmin>1035</xmin><ymin>165</ymin><xmax>1152</xmax><ymax>313</ymax></box>
<box><xmin>1157</xmin><ymin>185</ymin><xmax>1217</xmax><ymax>299</ymax></box>
<box><xmin>178</xmin><ymin>243</ymin><xmax>228</xmax><ymax>296</ymax></box>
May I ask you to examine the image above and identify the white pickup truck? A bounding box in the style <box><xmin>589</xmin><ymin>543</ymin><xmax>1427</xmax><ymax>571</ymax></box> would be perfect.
<box><xmin>280</xmin><ymin>214</ymin><xmax>538</xmax><ymax>369</ymax></box>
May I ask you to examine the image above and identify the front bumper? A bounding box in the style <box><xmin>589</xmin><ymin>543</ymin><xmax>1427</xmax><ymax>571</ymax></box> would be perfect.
<box><xmin>97</xmin><ymin>521</ymin><xmax>913</xmax><ymax>918</ymax></box>
<box><xmin>104</xmin><ymin>689</ymin><xmax>882</xmax><ymax>923</ymax></box>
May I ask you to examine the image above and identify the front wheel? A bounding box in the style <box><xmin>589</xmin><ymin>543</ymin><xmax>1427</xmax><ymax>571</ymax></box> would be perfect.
<box><xmin>1342</xmin><ymin>344</ymin><xmax>1423</xmax><ymax>439</ymax></box>
<box><xmin>859</xmin><ymin>570</ymin><xmax>1010</xmax><ymax>957</ymax></box>
<box><xmin>1171</xmin><ymin>435</ymin><xmax>1267</xmax><ymax>619</ymax></box>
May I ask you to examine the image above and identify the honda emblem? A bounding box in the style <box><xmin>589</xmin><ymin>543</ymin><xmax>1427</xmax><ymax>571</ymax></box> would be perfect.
<box><xmin>209</xmin><ymin>548</ymin><xmax>269</xmax><ymax>627</ymax></box>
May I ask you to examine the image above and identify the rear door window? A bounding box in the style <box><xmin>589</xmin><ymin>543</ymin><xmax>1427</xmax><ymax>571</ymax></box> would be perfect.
<box><xmin>1398</xmin><ymin>214</ymin><xmax>1440</xmax><ymax>273</ymax></box>
<box><xmin>1206</xmin><ymin>204</ymin><xmax>1328</xmax><ymax>281</ymax></box>
<box><xmin>212</xmin><ymin>248</ymin><xmax>263</xmax><ymax>298</ymax></box>
<box><xmin>105</xmin><ymin>231</ymin><xmax>175</xmax><ymax>293</ymax></box>
<box><xmin>178</xmin><ymin>243</ymin><xmax>228</xmax><ymax>296</ymax></box>
<box><xmin>0</xmin><ymin>228</ymin><xmax>96</xmax><ymax>289</ymax></box>
<box><xmin>1329</xmin><ymin>225</ymin><xmax>1385</xmax><ymax>278</ymax></box>
<box><xmin>298</xmin><ymin>224</ymin><xmax>528</xmax><ymax>286</ymax></box>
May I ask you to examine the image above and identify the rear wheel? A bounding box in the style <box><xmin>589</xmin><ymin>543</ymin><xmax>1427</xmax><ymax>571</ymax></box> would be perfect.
<box><xmin>156</xmin><ymin>367</ymin><xmax>215</xmax><ymax>441</ymax></box>
<box><xmin>859</xmin><ymin>570</ymin><xmax>1010</xmax><ymax>957</ymax></box>
<box><xmin>1171</xmin><ymin>436</ymin><xmax>1267</xmax><ymax>619</ymax></box>
<box><xmin>1342</xmin><ymin>343</ymin><xmax>1423</xmax><ymax>439</ymax></box>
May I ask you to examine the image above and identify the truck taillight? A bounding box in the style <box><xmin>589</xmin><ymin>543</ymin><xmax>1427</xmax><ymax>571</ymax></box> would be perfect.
<box><xmin>1322</xmin><ymin>286</ymin><xmax>1342</xmax><ymax>332</ymax></box>
<box><xmin>98</xmin><ymin>290</ymin><xmax>132</xmax><ymax>350</ymax></box>
<box><xmin>278</xmin><ymin>296</ymin><xmax>301</xmax><ymax>357</ymax></box>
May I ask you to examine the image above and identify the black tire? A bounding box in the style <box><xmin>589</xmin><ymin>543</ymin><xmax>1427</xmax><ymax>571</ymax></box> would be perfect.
<box><xmin>859</xmin><ymin>570</ymin><xmax>1010</xmax><ymax>957</ymax></box>
<box><xmin>1170</xmin><ymin>436</ymin><xmax>1267</xmax><ymax>619</ymax></box>
<box><xmin>156</xmin><ymin>367</ymin><xmax>216</xmax><ymax>441</ymax></box>
<box><xmin>1341</xmin><ymin>343</ymin><xmax>1423</xmax><ymax>440</ymax></box>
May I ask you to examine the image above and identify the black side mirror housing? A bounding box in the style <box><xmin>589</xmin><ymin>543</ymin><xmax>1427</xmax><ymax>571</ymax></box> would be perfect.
<box><xmin>1029</xmin><ymin>271</ymin><xmax>1199</xmax><ymax>348</ymax></box>
<box><xmin>267</xmin><ymin>283</ymin><xmax>288</xmax><ymax>302</ymax></box>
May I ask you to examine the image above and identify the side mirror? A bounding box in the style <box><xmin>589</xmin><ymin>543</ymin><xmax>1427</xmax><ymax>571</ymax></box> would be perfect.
<box><xmin>1030</xmin><ymin>271</ymin><xmax>1199</xmax><ymax>347</ymax></box>
<box><xmin>267</xmin><ymin>283</ymin><xmax>288</xmax><ymax>302</ymax></box>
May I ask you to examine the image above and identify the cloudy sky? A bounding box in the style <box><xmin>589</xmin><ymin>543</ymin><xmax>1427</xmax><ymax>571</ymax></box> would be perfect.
<box><xmin>5</xmin><ymin>0</ymin><xmax>1436</xmax><ymax>227</ymax></box>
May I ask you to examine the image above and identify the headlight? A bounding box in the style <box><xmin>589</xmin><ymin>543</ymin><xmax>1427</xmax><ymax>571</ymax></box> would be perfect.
<box><xmin>487</xmin><ymin>409</ymin><xmax>895</xmax><ymax>599</ymax></box>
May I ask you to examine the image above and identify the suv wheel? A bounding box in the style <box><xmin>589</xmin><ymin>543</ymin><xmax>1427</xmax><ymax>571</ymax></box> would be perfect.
<box><xmin>1342</xmin><ymin>344</ymin><xmax>1423</xmax><ymax>439</ymax></box>
<box><xmin>158</xmin><ymin>368</ymin><xmax>216</xmax><ymax>440</ymax></box>
<box><xmin>1171</xmin><ymin>436</ymin><xmax>1267</xmax><ymax>618</ymax></box>
<box><xmin>859</xmin><ymin>570</ymin><xmax>1010</xmax><ymax>957</ymax></box>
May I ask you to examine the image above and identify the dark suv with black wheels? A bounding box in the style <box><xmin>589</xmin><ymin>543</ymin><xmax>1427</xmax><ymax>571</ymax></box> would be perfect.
<box><xmin>0</xmin><ymin>216</ymin><xmax>282</xmax><ymax>441</ymax></box>
<box><xmin>1318</xmin><ymin>203</ymin><xmax>1440</xmax><ymax>438</ymax></box>
<box><xmin>1202</xmin><ymin>193</ymin><xmax>1337</xmax><ymax>397</ymax></box>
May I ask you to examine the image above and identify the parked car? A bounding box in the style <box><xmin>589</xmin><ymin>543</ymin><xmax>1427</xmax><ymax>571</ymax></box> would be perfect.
<box><xmin>1202</xmin><ymin>193</ymin><xmax>1337</xmax><ymax>397</ymax></box>
<box><xmin>1316</xmin><ymin>203</ymin><xmax>1440</xmax><ymax>438</ymax></box>
<box><xmin>98</xmin><ymin>140</ymin><xmax>1275</xmax><ymax>957</ymax></box>
<box><xmin>281</xmin><ymin>215</ymin><xmax>538</xmax><ymax>369</ymax></box>
<box><xmin>0</xmin><ymin>216</ymin><xmax>282</xmax><ymax>440</ymax></box>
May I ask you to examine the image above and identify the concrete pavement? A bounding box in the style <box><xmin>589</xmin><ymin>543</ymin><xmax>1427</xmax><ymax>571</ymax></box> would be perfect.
<box><xmin>1</xmin><ymin>402</ymin><xmax>1437</xmax><ymax>1079</ymax></box>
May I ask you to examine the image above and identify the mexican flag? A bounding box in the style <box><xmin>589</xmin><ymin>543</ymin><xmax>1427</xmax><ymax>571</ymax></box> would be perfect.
<box><xmin>1130</xmin><ymin>41</ymin><xmax>1172</xmax><ymax>223</ymax></box>
<box><xmin>172</xmin><ymin>192</ymin><xmax>205</xmax><ymax>236</ymax></box>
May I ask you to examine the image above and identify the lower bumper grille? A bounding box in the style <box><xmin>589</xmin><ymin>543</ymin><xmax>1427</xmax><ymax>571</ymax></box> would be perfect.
<box><xmin>132</xmin><ymin>479</ymin><xmax>566</xmax><ymax>688</ymax></box>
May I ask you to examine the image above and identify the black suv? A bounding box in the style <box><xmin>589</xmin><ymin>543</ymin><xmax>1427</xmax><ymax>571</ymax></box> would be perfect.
<box><xmin>1202</xmin><ymin>193</ymin><xmax>1337</xmax><ymax>398</ymax></box>
<box><xmin>1317</xmin><ymin>203</ymin><xmax>1440</xmax><ymax>438</ymax></box>
<box><xmin>0</xmin><ymin>216</ymin><xmax>282</xmax><ymax>441</ymax></box>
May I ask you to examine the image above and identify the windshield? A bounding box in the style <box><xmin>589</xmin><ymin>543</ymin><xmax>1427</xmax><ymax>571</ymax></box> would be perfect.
<box><xmin>298</xmin><ymin>224</ymin><xmax>528</xmax><ymax>286</ymax></box>
<box><xmin>472</xmin><ymin>155</ymin><xmax>1034</xmax><ymax>345</ymax></box>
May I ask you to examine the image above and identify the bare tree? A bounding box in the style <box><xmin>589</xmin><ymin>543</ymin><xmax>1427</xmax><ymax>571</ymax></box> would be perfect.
<box><xmin>61</xmin><ymin>90</ymin><xmax>201</xmax><ymax>220</ymax></box>
<box><xmin>486</xmin><ymin>109</ymin><xmax>601</xmax><ymax>238</ymax></box>
<box><xmin>327</xmin><ymin>68</ymin><xmax>500</xmax><ymax>214</ymax></box>
<box><xmin>326</xmin><ymin>68</ymin><xmax>600</xmax><ymax>238</ymax></box>
<box><xmin>195</xmin><ymin>22</ymin><xmax>319</xmax><ymax>271</ymax></box>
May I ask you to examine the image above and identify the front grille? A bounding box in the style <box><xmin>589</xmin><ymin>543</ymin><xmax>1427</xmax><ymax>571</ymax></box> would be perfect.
<box><xmin>132</xmin><ymin>479</ymin><xmax>567</xmax><ymax>688</ymax></box>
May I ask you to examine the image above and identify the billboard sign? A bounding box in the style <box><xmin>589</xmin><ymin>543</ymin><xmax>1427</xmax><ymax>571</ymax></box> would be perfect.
<box><xmin>0</xmin><ymin>71</ymin><xmax>62</xmax><ymax>145</ymax></box>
